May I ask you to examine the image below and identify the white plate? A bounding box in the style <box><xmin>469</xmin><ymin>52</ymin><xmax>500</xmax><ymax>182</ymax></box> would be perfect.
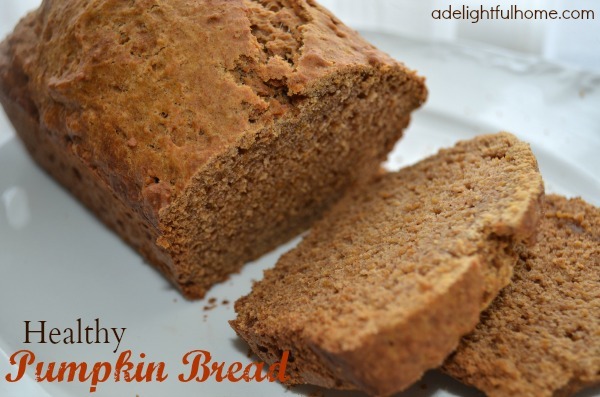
<box><xmin>0</xmin><ymin>32</ymin><xmax>599</xmax><ymax>397</ymax></box>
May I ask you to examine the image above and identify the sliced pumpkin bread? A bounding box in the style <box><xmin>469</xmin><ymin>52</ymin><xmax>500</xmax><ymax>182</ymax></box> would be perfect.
<box><xmin>231</xmin><ymin>133</ymin><xmax>545</xmax><ymax>396</ymax></box>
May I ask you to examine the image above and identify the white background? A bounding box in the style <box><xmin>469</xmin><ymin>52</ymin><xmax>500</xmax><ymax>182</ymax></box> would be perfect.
<box><xmin>318</xmin><ymin>0</ymin><xmax>600</xmax><ymax>70</ymax></box>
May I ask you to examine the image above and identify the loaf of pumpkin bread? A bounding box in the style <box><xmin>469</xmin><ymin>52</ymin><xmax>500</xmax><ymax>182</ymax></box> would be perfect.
<box><xmin>231</xmin><ymin>133</ymin><xmax>544</xmax><ymax>395</ymax></box>
<box><xmin>0</xmin><ymin>0</ymin><xmax>426</xmax><ymax>298</ymax></box>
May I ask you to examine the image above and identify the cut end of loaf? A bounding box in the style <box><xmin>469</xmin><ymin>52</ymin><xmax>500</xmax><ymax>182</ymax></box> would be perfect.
<box><xmin>231</xmin><ymin>132</ymin><xmax>545</xmax><ymax>395</ymax></box>
<box><xmin>160</xmin><ymin>65</ymin><xmax>426</xmax><ymax>299</ymax></box>
<box><xmin>152</xmin><ymin>0</ymin><xmax>428</xmax><ymax>298</ymax></box>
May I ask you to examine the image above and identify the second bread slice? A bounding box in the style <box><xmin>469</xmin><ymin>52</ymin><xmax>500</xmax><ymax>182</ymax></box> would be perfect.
<box><xmin>443</xmin><ymin>195</ymin><xmax>600</xmax><ymax>397</ymax></box>
<box><xmin>230</xmin><ymin>132</ymin><xmax>544</xmax><ymax>396</ymax></box>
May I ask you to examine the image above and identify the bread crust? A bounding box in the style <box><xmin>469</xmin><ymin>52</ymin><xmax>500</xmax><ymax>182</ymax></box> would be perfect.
<box><xmin>0</xmin><ymin>0</ymin><xmax>426</xmax><ymax>298</ymax></box>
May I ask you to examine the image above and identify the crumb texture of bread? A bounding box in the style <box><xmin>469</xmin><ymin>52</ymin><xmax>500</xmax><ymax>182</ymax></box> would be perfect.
<box><xmin>443</xmin><ymin>195</ymin><xmax>600</xmax><ymax>397</ymax></box>
<box><xmin>231</xmin><ymin>133</ymin><xmax>545</xmax><ymax>396</ymax></box>
<box><xmin>0</xmin><ymin>0</ymin><xmax>426</xmax><ymax>298</ymax></box>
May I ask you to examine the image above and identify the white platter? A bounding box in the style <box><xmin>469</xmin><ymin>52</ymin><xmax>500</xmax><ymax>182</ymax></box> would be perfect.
<box><xmin>0</xmin><ymin>32</ymin><xmax>599</xmax><ymax>397</ymax></box>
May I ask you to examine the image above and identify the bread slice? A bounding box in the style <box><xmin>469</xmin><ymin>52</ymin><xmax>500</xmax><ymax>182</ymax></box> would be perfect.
<box><xmin>0</xmin><ymin>0</ymin><xmax>426</xmax><ymax>299</ymax></box>
<box><xmin>443</xmin><ymin>195</ymin><xmax>600</xmax><ymax>397</ymax></box>
<box><xmin>230</xmin><ymin>133</ymin><xmax>545</xmax><ymax>395</ymax></box>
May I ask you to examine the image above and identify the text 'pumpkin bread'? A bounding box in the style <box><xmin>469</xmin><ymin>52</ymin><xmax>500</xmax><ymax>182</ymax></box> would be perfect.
<box><xmin>231</xmin><ymin>133</ymin><xmax>545</xmax><ymax>396</ymax></box>
<box><xmin>0</xmin><ymin>0</ymin><xmax>426</xmax><ymax>298</ymax></box>
<box><xmin>443</xmin><ymin>195</ymin><xmax>600</xmax><ymax>397</ymax></box>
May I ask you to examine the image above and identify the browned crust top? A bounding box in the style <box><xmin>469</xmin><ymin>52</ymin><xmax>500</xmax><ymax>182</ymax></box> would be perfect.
<box><xmin>0</xmin><ymin>0</ymin><xmax>424</xmax><ymax>223</ymax></box>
